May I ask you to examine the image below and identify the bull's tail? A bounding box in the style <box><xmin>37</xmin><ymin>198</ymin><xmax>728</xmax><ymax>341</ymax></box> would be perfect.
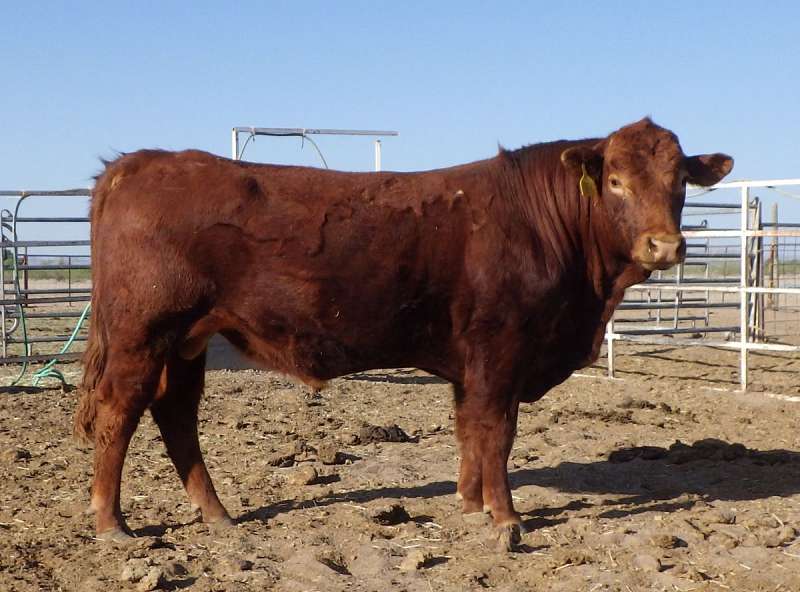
<box><xmin>73</xmin><ymin>158</ymin><xmax>118</xmax><ymax>445</ymax></box>
<box><xmin>73</xmin><ymin>304</ymin><xmax>106</xmax><ymax>444</ymax></box>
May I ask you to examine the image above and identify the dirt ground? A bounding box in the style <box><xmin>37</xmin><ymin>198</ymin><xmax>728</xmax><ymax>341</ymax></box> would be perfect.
<box><xmin>1</xmin><ymin>344</ymin><xmax>800</xmax><ymax>592</ymax></box>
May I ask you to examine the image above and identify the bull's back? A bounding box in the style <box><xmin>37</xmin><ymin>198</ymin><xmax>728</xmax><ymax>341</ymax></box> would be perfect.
<box><xmin>91</xmin><ymin>149</ymin><xmax>476</xmax><ymax>377</ymax></box>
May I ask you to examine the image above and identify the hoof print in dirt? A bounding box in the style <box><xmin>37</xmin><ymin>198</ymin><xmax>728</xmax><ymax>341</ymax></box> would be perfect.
<box><xmin>121</xmin><ymin>559</ymin><xmax>149</xmax><ymax>583</ymax></box>
<box><xmin>218</xmin><ymin>557</ymin><xmax>255</xmax><ymax>575</ymax></box>
<box><xmin>371</xmin><ymin>503</ymin><xmax>412</xmax><ymax>526</ymax></box>
<box><xmin>315</xmin><ymin>442</ymin><xmax>346</xmax><ymax>465</ymax></box>
<box><xmin>549</xmin><ymin>548</ymin><xmax>594</xmax><ymax>570</ymax></box>
<box><xmin>4</xmin><ymin>447</ymin><xmax>32</xmax><ymax>463</ymax></box>
<box><xmin>121</xmin><ymin>559</ymin><xmax>165</xmax><ymax>591</ymax></box>
<box><xmin>399</xmin><ymin>549</ymin><xmax>433</xmax><ymax>572</ymax></box>
<box><xmin>317</xmin><ymin>551</ymin><xmax>351</xmax><ymax>576</ymax></box>
<box><xmin>136</xmin><ymin>567</ymin><xmax>165</xmax><ymax>592</ymax></box>
<box><xmin>650</xmin><ymin>533</ymin><xmax>686</xmax><ymax>549</ymax></box>
<box><xmin>268</xmin><ymin>452</ymin><xmax>297</xmax><ymax>467</ymax></box>
<box><xmin>618</xmin><ymin>395</ymin><xmax>657</xmax><ymax>410</ymax></box>
<box><xmin>632</xmin><ymin>554</ymin><xmax>663</xmax><ymax>573</ymax></box>
<box><xmin>286</xmin><ymin>465</ymin><xmax>319</xmax><ymax>486</ymax></box>
<box><xmin>267</xmin><ymin>442</ymin><xmax>306</xmax><ymax>467</ymax></box>
<box><xmin>762</xmin><ymin>525</ymin><xmax>797</xmax><ymax>548</ymax></box>
<box><xmin>358</xmin><ymin>423</ymin><xmax>414</xmax><ymax>444</ymax></box>
<box><xmin>707</xmin><ymin>508</ymin><xmax>737</xmax><ymax>524</ymax></box>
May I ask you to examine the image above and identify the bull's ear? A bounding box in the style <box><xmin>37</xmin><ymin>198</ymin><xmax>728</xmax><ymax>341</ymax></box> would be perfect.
<box><xmin>561</xmin><ymin>145</ymin><xmax>603</xmax><ymax>198</ymax></box>
<box><xmin>686</xmin><ymin>153</ymin><xmax>734</xmax><ymax>187</ymax></box>
<box><xmin>560</xmin><ymin>146</ymin><xmax>602</xmax><ymax>175</ymax></box>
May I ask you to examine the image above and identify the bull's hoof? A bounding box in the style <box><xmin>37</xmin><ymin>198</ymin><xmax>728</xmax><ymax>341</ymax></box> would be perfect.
<box><xmin>492</xmin><ymin>522</ymin><xmax>525</xmax><ymax>552</ymax></box>
<box><xmin>206</xmin><ymin>514</ymin><xmax>235</xmax><ymax>533</ymax></box>
<box><xmin>97</xmin><ymin>526</ymin><xmax>135</xmax><ymax>544</ymax></box>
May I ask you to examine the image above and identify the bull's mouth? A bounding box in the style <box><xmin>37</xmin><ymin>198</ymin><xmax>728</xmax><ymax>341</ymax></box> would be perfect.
<box><xmin>635</xmin><ymin>258</ymin><xmax>683</xmax><ymax>272</ymax></box>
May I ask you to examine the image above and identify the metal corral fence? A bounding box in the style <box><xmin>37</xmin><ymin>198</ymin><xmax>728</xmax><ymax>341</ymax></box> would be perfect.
<box><xmin>606</xmin><ymin>179</ymin><xmax>800</xmax><ymax>390</ymax></box>
<box><xmin>0</xmin><ymin>190</ymin><xmax>91</xmax><ymax>367</ymax></box>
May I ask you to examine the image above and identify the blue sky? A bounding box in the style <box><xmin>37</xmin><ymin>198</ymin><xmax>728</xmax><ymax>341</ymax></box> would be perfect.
<box><xmin>1</xmin><ymin>1</ymin><xmax>799</xmax><ymax>228</ymax></box>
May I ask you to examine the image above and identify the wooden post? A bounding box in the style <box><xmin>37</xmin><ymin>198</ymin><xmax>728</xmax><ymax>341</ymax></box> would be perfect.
<box><xmin>768</xmin><ymin>202</ymin><xmax>778</xmax><ymax>309</ymax></box>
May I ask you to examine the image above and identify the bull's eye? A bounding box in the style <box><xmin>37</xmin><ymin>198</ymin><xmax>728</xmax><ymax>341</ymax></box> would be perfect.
<box><xmin>608</xmin><ymin>175</ymin><xmax>622</xmax><ymax>190</ymax></box>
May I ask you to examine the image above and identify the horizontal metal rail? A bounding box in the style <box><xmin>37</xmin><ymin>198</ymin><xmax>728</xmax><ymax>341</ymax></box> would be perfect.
<box><xmin>18</xmin><ymin>288</ymin><xmax>92</xmax><ymax>295</ymax></box>
<box><xmin>6</xmin><ymin>335</ymin><xmax>87</xmax><ymax>344</ymax></box>
<box><xmin>615</xmin><ymin>326</ymin><xmax>739</xmax><ymax>336</ymax></box>
<box><xmin>763</xmin><ymin>222</ymin><xmax>800</xmax><ymax>228</ymax></box>
<box><xmin>686</xmin><ymin>202</ymin><xmax>742</xmax><ymax>209</ymax></box>
<box><xmin>0</xmin><ymin>296</ymin><xmax>90</xmax><ymax>306</ymax></box>
<box><xmin>4</xmin><ymin>310</ymin><xmax>91</xmax><ymax>319</ymax></box>
<box><xmin>233</xmin><ymin>127</ymin><xmax>399</xmax><ymax>137</ymax></box>
<box><xmin>0</xmin><ymin>189</ymin><xmax>90</xmax><ymax>197</ymax></box>
<box><xmin>629</xmin><ymin>285</ymin><xmax>800</xmax><ymax>295</ymax></box>
<box><xmin>614</xmin><ymin>315</ymin><xmax>710</xmax><ymax>324</ymax></box>
<box><xmin>3</xmin><ymin>217</ymin><xmax>89</xmax><ymax>223</ymax></box>
<box><xmin>16</xmin><ymin>264</ymin><xmax>91</xmax><ymax>271</ymax></box>
<box><xmin>0</xmin><ymin>352</ymin><xmax>82</xmax><ymax>365</ymax></box>
<box><xmin>641</xmin><ymin>278</ymin><xmax>741</xmax><ymax>285</ymax></box>
<box><xmin>607</xmin><ymin>333</ymin><xmax>800</xmax><ymax>352</ymax></box>
<box><xmin>617</xmin><ymin>301</ymin><xmax>739</xmax><ymax>311</ymax></box>
<box><xmin>683</xmin><ymin>253</ymin><xmax>740</xmax><ymax>260</ymax></box>
<box><xmin>695</xmin><ymin>178</ymin><xmax>800</xmax><ymax>189</ymax></box>
<box><xmin>0</xmin><ymin>240</ymin><xmax>90</xmax><ymax>247</ymax></box>
<box><xmin>683</xmin><ymin>229</ymin><xmax>800</xmax><ymax>238</ymax></box>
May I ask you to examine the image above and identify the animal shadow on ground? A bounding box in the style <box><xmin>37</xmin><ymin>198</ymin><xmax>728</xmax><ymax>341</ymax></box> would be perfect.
<box><xmin>616</xmin><ymin>347</ymin><xmax>798</xmax><ymax>384</ymax></box>
<box><xmin>344</xmin><ymin>369</ymin><xmax>448</xmax><ymax>386</ymax></box>
<box><xmin>239</xmin><ymin>438</ymin><xmax>800</xmax><ymax>532</ymax></box>
<box><xmin>0</xmin><ymin>385</ymin><xmax>47</xmax><ymax>395</ymax></box>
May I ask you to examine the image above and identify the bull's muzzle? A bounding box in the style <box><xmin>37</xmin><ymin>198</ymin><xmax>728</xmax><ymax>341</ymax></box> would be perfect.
<box><xmin>634</xmin><ymin>232</ymin><xmax>686</xmax><ymax>271</ymax></box>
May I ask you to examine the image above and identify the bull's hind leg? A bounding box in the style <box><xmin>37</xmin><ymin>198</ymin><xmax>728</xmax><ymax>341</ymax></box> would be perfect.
<box><xmin>150</xmin><ymin>353</ymin><xmax>232</xmax><ymax>529</ymax></box>
<box><xmin>454</xmin><ymin>386</ymin><xmax>484</xmax><ymax>513</ymax></box>
<box><xmin>90</xmin><ymin>351</ymin><xmax>163</xmax><ymax>540</ymax></box>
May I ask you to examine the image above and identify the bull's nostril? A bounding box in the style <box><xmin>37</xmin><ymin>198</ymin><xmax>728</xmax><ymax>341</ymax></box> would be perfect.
<box><xmin>638</xmin><ymin>234</ymin><xmax>685</xmax><ymax>268</ymax></box>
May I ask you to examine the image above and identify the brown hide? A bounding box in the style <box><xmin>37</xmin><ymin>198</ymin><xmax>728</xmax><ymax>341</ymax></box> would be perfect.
<box><xmin>76</xmin><ymin>119</ymin><xmax>733</xmax><ymax>544</ymax></box>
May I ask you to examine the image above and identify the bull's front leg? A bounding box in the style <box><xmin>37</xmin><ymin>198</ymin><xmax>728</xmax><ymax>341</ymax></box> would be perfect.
<box><xmin>454</xmin><ymin>362</ymin><xmax>523</xmax><ymax>550</ymax></box>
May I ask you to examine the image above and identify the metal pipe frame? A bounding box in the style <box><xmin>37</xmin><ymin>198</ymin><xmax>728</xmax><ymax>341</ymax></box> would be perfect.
<box><xmin>231</xmin><ymin>126</ymin><xmax>399</xmax><ymax>171</ymax></box>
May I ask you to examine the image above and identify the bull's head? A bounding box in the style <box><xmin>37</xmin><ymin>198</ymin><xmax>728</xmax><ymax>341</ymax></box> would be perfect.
<box><xmin>561</xmin><ymin>118</ymin><xmax>733</xmax><ymax>271</ymax></box>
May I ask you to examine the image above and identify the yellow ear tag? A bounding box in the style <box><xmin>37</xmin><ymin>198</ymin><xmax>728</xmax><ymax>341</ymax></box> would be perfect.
<box><xmin>579</xmin><ymin>163</ymin><xmax>598</xmax><ymax>199</ymax></box>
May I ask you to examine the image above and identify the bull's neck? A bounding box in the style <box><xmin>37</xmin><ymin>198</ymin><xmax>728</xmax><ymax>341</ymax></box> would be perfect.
<box><xmin>494</xmin><ymin>140</ymin><xmax>648</xmax><ymax>303</ymax></box>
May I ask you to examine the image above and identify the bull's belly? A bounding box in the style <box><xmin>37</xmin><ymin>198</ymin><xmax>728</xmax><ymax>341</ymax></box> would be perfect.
<box><xmin>212</xmin><ymin>320</ymin><xmax>431</xmax><ymax>386</ymax></box>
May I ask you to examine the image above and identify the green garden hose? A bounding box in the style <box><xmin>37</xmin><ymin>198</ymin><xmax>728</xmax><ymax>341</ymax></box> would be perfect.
<box><xmin>31</xmin><ymin>302</ymin><xmax>91</xmax><ymax>387</ymax></box>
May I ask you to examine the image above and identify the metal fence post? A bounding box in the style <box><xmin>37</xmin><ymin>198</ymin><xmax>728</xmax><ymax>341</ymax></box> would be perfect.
<box><xmin>231</xmin><ymin>128</ymin><xmax>239</xmax><ymax>160</ymax></box>
<box><xmin>607</xmin><ymin>317</ymin><xmax>615</xmax><ymax>378</ymax></box>
<box><xmin>739</xmin><ymin>185</ymin><xmax>750</xmax><ymax>390</ymax></box>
